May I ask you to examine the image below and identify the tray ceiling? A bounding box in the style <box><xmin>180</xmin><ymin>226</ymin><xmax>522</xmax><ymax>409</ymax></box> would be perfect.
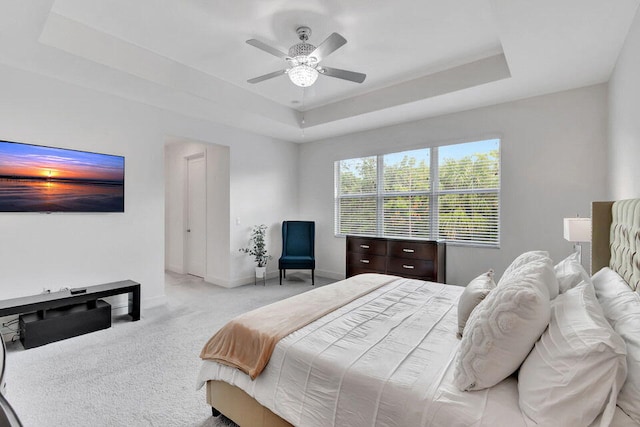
<box><xmin>0</xmin><ymin>0</ymin><xmax>638</xmax><ymax>142</ymax></box>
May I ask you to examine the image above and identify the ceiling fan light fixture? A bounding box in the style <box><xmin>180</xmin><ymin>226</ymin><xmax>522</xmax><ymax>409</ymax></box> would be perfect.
<box><xmin>246</xmin><ymin>27</ymin><xmax>366</xmax><ymax>86</ymax></box>
<box><xmin>288</xmin><ymin>64</ymin><xmax>318</xmax><ymax>87</ymax></box>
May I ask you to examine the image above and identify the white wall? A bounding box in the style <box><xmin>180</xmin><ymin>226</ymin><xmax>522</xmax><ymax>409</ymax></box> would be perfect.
<box><xmin>166</xmin><ymin>128</ymin><xmax>298</xmax><ymax>287</ymax></box>
<box><xmin>0</xmin><ymin>61</ymin><xmax>298</xmax><ymax>309</ymax></box>
<box><xmin>161</xmin><ymin>112</ymin><xmax>301</xmax><ymax>288</ymax></box>
<box><xmin>163</xmin><ymin>132</ymin><xmax>299</xmax><ymax>288</ymax></box>
<box><xmin>0</xmin><ymin>63</ymin><xmax>166</xmax><ymax>307</ymax></box>
<box><xmin>230</xmin><ymin>136</ymin><xmax>300</xmax><ymax>286</ymax></box>
<box><xmin>609</xmin><ymin>8</ymin><xmax>640</xmax><ymax>199</ymax></box>
<box><xmin>164</xmin><ymin>135</ymin><xmax>300</xmax><ymax>288</ymax></box>
<box><xmin>299</xmin><ymin>85</ymin><xmax>609</xmax><ymax>285</ymax></box>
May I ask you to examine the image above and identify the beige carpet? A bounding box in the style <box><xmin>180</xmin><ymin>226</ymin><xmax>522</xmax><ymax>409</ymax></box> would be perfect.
<box><xmin>5</xmin><ymin>272</ymin><xmax>333</xmax><ymax>427</ymax></box>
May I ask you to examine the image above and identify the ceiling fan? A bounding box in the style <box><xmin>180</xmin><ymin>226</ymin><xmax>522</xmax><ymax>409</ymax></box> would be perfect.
<box><xmin>246</xmin><ymin>26</ymin><xmax>366</xmax><ymax>88</ymax></box>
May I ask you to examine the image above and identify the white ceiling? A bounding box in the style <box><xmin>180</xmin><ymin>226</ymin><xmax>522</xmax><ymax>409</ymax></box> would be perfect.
<box><xmin>0</xmin><ymin>0</ymin><xmax>638</xmax><ymax>143</ymax></box>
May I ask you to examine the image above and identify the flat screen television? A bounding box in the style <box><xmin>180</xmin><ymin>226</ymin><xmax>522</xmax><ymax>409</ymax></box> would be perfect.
<box><xmin>0</xmin><ymin>140</ymin><xmax>124</xmax><ymax>212</ymax></box>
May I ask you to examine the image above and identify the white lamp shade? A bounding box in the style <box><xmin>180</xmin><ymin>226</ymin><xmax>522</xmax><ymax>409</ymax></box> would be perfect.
<box><xmin>563</xmin><ymin>217</ymin><xmax>592</xmax><ymax>242</ymax></box>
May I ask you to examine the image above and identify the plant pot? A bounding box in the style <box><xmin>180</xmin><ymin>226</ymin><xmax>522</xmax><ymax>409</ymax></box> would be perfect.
<box><xmin>255</xmin><ymin>266</ymin><xmax>266</xmax><ymax>278</ymax></box>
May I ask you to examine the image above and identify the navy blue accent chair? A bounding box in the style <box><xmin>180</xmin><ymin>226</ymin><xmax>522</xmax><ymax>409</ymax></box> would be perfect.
<box><xmin>279</xmin><ymin>221</ymin><xmax>315</xmax><ymax>286</ymax></box>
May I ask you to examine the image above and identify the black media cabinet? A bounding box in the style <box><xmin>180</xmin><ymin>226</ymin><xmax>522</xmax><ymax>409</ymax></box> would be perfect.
<box><xmin>19</xmin><ymin>300</ymin><xmax>112</xmax><ymax>349</ymax></box>
<box><xmin>0</xmin><ymin>280</ymin><xmax>140</xmax><ymax>348</ymax></box>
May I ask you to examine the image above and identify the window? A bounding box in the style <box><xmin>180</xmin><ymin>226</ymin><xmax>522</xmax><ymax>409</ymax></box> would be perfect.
<box><xmin>335</xmin><ymin>139</ymin><xmax>500</xmax><ymax>247</ymax></box>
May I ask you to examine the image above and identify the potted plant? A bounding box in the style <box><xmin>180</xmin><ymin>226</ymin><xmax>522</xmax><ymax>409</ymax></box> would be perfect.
<box><xmin>239</xmin><ymin>224</ymin><xmax>272</xmax><ymax>278</ymax></box>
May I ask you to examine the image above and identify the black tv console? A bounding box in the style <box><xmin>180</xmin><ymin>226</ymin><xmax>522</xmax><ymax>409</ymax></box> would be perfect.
<box><xmin>0</xmin><ymin>280</ymin><xmax>140</xmax><ymax>348</ymax></box>
<box><xmin>19</xmin><ymin>300</ymin><xmax>112</xmax><ymax>349</ymax></box>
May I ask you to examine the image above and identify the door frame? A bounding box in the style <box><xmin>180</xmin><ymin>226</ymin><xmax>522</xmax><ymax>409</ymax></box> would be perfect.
<box><xmin>183</xmin><ymin>151</ymin><xmax>207</xmax><ymax>277</ymax></box>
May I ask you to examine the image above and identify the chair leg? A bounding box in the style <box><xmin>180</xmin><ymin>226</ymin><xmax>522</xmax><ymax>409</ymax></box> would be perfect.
<box><xmin>279</xmin><ymin>269</ymin><xmax>282</xmax><ymax>285</ymax></box>
<box><xmin>312</xmin><ymin>269</ymin><xmax>315</xmax><ymax>286</ymax></box>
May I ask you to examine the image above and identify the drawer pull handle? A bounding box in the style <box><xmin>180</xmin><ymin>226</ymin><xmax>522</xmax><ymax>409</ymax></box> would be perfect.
<box><xmin>402</xmin><ymin>264</ymin><xmax>415</xmax><ymax>269</ymax></box>
<box><xmin>360</xmin><ymin>259</ymin><xmax>370</xmax><ymax>264</ymax></box>
<box><xmin>402</xmin><ymin>248</ymin><xmax>415</xmax><ymax>253</ymax></box>
<box><xmin>360</xmin><ymin>244</ymin><xmax>370</xmax><ymax>249</ymax></box>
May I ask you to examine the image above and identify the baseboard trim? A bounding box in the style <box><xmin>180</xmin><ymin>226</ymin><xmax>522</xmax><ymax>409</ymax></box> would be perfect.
<box><xmin>224</xmin><ymin>270</ymin><xmax>280</xmax><ymax>288</ymax></box>
<box><xmin>166</xmin><ymin>265</ymin><xmax>185</xmax><ymax>275</ymax></box>
<box><xmin>204</xmin><ymin>273</ymin><xmax>232</xmax><ymax>288</ymax></box>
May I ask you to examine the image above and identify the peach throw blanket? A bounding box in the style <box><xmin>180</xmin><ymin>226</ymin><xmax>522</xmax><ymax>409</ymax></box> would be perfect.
<box><xmin>200</xmin><ymin>273</ymin><xmax>398</xmax><ymax>379</ymax></box>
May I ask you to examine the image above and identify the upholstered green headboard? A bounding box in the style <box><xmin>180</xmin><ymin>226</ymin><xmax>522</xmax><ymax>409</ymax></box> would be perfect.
<box><xmin>592</xmin><ymin>199</ymin><xmax>640</xmax><ymax>291</ymax></box>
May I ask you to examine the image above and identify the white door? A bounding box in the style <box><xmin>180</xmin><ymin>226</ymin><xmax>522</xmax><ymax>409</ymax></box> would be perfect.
<box><xmin>186</xmin><ymin>155</ymin><xmax>206</xmax><ymax>277</ymax></box>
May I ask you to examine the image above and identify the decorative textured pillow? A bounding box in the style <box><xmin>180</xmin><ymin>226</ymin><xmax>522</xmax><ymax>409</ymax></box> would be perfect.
<box><xmin>554</xmin><ymin>251</ymin><xmax>591</xmax><ymax>294</ymax></box>
<box><xmin>518</xmin><ymin>281</ymin><xmax>627</xmax><ymax>427</ymax></box>
<box><xmin>500</xmin><ymin>250</ymin><xmax>549</xmax><ymax>280</ymax></box>
<box><xmin>592</xmin><ymin>267</ymin><xmax>640</xmax><ymax>424</ymax></box>
<box><xmin>454</xmin><ymin>258</ymin><xmax>552</xmax><ymax>391</ymax></box>
<box><xmin>500</xmin><ymin>250</ymin><xmax>559</xmax><ymax>299</ymax></box>
<box><xmin>457</xmin><ymin>270</ymin><xmax>496</xmax><ymax>338</ymax></box>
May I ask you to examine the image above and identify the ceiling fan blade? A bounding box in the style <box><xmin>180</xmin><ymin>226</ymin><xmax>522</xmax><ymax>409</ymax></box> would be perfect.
<box><xmin>320</xmin><ymin>66</ymin><xmax>366</xmax><ymax>84</ymax></box>
<box><xmin>246</xmin><ymin>39</ymin><xmax>289</xmax><ymax>59</ymax></box>
<box><xmin>310</xmin><ymin>33</ymin><xmax>347</xmax><ymax>61</ymax></box>
<box><xmin>247</xmin><ymin>70</ymin><xmax>287</xmax><ymax>84</ymax></box>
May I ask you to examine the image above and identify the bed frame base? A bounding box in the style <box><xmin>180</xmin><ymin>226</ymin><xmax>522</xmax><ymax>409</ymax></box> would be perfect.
<box><xmin>206</xmin><ymin>380</ymin><xmax>292</xmax><ymax>427</ymax></box>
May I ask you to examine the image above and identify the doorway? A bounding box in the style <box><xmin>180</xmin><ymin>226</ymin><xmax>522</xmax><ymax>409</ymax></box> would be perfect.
<box><xmin>164</xmin><ymin>138</ymin><xmax>230</xmax><ymax>286</ymax></box>
<box><xmin>185</xmin><ymin>153</ymin><xmax>206</xmax><ymax>277</ymax></box>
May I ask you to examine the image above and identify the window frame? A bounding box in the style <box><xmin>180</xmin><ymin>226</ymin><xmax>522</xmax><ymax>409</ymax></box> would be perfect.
<box><xmin>334</xmin><ymin>139</ymin><xmax>501</xmax><ymax>248</ymax></box>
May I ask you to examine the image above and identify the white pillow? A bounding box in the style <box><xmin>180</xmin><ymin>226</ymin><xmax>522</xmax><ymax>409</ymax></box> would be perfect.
<box><xmin>500</xmin><ymin>250</ymin><xmax>549</xmax><ymax>280</ymax></box>
<box><xmin>457</xmin><ymin>270</ymin><xmax>496</xmax><ymax>338</ymax></box>
<box><xmin>592</xmin><ymin>267</ymin><xmax>640</xmax><ymax>424</ymax></box>
<box><xmin>500</xmin><ymin>250</ymin><xmax>559</xmax><ymax>299</ymax></box>
<box><xmin>555</xmin><ymin>251</ymin><xmax>591</xmax><ymax>293</ymax></box>
<box><xmin>518</xmin><ymin>281</ymin><xmax>627</xmax><ymax>427</ymax></box>
<box><xmin>592</xmin><ymin>266</ymin><xmax>634</xmax><ymax>298</ymax></box>
<box><xmin>454</xmin><ymin>258</ymin><xmax>551</xmax><ymax>391</ymax></box>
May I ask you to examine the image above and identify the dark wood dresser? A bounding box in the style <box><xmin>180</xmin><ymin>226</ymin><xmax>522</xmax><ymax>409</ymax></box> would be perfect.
<box><xmin>346</xmin><ymin>235</ymin><xmax>446</xmax><ymax>283</ymax></box>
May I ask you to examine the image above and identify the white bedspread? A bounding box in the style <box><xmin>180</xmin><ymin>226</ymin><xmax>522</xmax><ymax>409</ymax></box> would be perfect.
<box><xmin>197</xmin><ymin>277</ymin><xmax>528</xmax><ymax>427</ymax></box>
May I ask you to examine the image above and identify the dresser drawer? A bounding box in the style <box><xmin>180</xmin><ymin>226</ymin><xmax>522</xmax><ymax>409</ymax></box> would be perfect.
<box><xmin>388</xmin><ymin>240</ymin><xmax>435</xmax><ymax>260</ymax></box>
<box><xmin>386</xmin><ymin>257</ymin><xmax>434</xmax><ymax>279</ymax></box>
<box><xmin>346</xmin><ymin>237</ymin><xmax>387</xmax><ymax>256</ymax></box>
<box><xmin>345</xmin><ymin>235</ymin><xmax>445</xmax><ymax>282</ymax></box>
<box><xmin>347</xmin><ymin>253</ymin><xmax>387</xmax><ymax>271</ymax></box>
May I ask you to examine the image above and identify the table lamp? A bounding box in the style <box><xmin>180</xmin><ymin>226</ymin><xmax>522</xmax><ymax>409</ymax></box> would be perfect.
<box><xmin>563</xmin><ymin>217</ymin><xmax>592</xmax><ymax>264</ymax></box>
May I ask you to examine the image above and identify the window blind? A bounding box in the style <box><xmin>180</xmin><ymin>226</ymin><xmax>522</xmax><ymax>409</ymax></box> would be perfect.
<box><xmin>335</xmin><ymin>157</ymin><xmax>377</xmax><ymax>236</ymax></box>
<box><xmin>436</xmin><ymin>141</ymin><xmax>500</xmax><ymax>245</ymax></box>
<box><xmin>381</xmin><ymin>148</ymin><xmax>431</xmax><ymax>238</ymax></box>
<box><xmin>335</xmin><ymin>139</ymin><xmax>500</xmax><ymax>247</ymax></box>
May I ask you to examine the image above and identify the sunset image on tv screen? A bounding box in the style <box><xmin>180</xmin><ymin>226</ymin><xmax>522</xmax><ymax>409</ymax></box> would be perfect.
<box><xmin>0</xmin><ymin>140</ymin><xmax>124</xmax><ymax>212</ymax></box>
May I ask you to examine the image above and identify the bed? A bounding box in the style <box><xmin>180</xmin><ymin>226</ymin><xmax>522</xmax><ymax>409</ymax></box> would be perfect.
<box><xmin>197</xmin><ymin>199</ymin><xmax>640</xmax><ymax>427</ymax></box>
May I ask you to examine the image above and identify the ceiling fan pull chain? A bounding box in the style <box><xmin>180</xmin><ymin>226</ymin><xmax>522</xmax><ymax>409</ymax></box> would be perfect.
<box><xmin>301</xmin><ymin>87</ymin><xmax>306</xmax><ymax>139</ymax></box>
